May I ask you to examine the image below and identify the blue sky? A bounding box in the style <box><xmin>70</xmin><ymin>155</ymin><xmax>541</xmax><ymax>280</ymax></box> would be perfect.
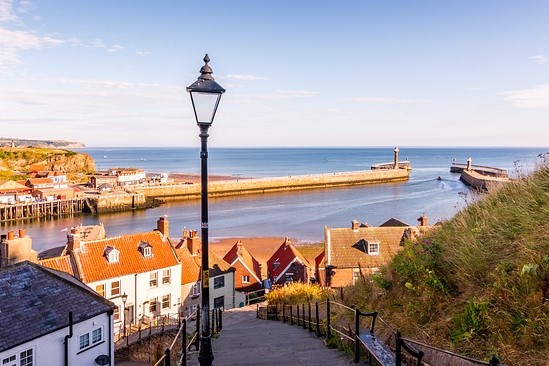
<box><xmin>1</xmin><ymin>1</ymin><xmax>548</xmax><ymax>148</ymax></box>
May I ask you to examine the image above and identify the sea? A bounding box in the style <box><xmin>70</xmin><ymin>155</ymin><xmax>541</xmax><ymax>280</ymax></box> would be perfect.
<box><xmin>4</xmin><ymin>147</ymin><xmax>547</xmax><ymax>254</ymax></box>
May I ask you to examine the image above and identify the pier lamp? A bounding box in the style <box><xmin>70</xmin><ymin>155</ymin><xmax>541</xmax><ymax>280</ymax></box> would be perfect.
<box><xmin>187</xmin><ymin>54</ymin><xmax>225</xmax><ymax>366</ymax></box>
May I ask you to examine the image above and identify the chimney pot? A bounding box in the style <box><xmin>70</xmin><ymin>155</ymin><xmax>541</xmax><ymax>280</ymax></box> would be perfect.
<box><xmin>18</xmin><ymin>229</ymin><xmax>25</xmax><ymax>238</ymax></box>
<box><xmin>7</xmin><ymin>231</ymin><xmax>15</xmax><ymax>240</ymax></box>
<box><xmin>351</xmin><ymin>220</ymin><xmax>360</xmax><ymax>231</ymax></box>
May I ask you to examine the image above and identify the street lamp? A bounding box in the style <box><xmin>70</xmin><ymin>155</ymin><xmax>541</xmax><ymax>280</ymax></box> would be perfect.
<box><xmin>187</xmin><ymin>54</ymin><xmax>225</xmax><ymax>366</ymax></box>
<box><xmin>121</xmin><ymin>292</ymin><xmax>128</xmax><ymax>338</ymax></box>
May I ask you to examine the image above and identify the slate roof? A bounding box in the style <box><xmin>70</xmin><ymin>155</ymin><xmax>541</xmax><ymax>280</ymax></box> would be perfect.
<box><xmin>324</xmin><ymin>226</ymin><xmax>423</xmax><ymax>268</ymax></box>
<box><xmin>267</xmin><ymin>239</ymin><xmax>310</xmax><ymax>279</ymax></box>
<box><xmin>379</xmin><ymin>217</ymin><xmax>410</xmax><ymax>227</ymax></box>
<box><xmin>70</xmin><ymin>231</ymin><xmax>179</xmax><ymax>283</ymax></box>
<box><xmin>223</xmin><ymin>241</ymin><xmax>262</xmax><ymax>282</ymax></box>
<box><xmin>0</xmin><ymin>261</ymin><xmax>114</xmax><ymax>352</ymax></box>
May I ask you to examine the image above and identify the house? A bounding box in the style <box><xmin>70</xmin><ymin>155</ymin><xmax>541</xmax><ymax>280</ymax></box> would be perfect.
<box><xmin>316</xmin><ymin>217</ymin><xmax>430</xmax><ymax>288</ymax></box>
<box><xmin>267</xmin><ymin>238</ymin><xmax>312</xmax><ymax>285</ymax></box>
<box><xmin>40</xmin><ymin>217</ymin><xmax>182</xmax><ymax>335</ymax></box>
<box><xmin>174</xmin><ymin>230</ymin><xmax>242</xmax><ymax>315</ymax></box>
<box><xmin>108</xmin><ymin>168</ymin><xmax>146</xmax><ymax>186</ymax></box>
<box><xmin>0</xmin><ymin>229</ymin><xmax>37</xmax><ymax>268</ymax></box>
<box><xmin>0</xmin><ymin>261</ymin><xmax>115</xmax><ymax>366</ymax></box>
<box><xmin>90</xmin><ymin>175</ymin><xmax>118</xmax><ymax>189</ymax></box>
<box><xmin>25</xmin><ymin>177</ymin><xmax>54</xmax><ymax>190</ymax></box>
<box><xmin>0</xmin><ymin>180</ymin><xmax>32</xmax><ymax>204</ymax></box>
<box><xmin>223</xmin><ymin>240</ymin><xmax>263</xmax><ymax>292</ymax></box>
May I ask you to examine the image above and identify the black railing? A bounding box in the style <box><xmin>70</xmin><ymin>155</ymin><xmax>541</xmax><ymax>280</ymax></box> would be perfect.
<box><xmin>258</xmin><ymin>300</ymin><xmax>505</xmax><ymax>366</ymax></box>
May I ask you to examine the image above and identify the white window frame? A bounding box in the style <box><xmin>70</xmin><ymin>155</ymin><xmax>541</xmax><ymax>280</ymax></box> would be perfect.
<box><xmin>191</xmin><ymin>282</ymin><xmax>201</xmax><ymax>298</ymax></box>
<box><xmin>92</xmin><ymin>328</ymin><xmax>102</xmax><ymax>344</ymax></box>
<box><xmin>368</xmin><ymin>242</ymin><xmax>380</xmax><ymax>255</ymax></box>
<box><xmin>110</xmin><ymin>280</ymin><xmax>120</xmax><ymax>297</ymax></box>
<box><xmin>79</xmin><ymin>333</ymin><xmax>90</xmax><ymax>350</ymax></box>
<box><xmin>113</xmin><ymin>305</ymin><xmax>121</xmax><ymax>321</ymax></box>
<box><xmin>149</xmin><ymin>298</ymin><xmax>158</xmax><ymax>313</ymax></box>
<box><xmin>95</xmin><ymin>283</ymin><xmax>105</xmax><ymax>297</ymax></box>
<box><xmin>149</xmin><ymin>272</ymin><xmax>158</xmax><ymax>287</ymax></box>
<box><xmin>1</xmin><ymin>354</ymin><xmax>16</xmax><ymax>366</ymax></box>
<box><xmin>162</xmin><ymin>269</ymin><xmax>171</xmax><ymax>284</ymax></box>
<box><xmin>144</xmin><ymin>246</ymin><xmax>152</xmax><ymax>257</ymax></box>
<box><xmin>19</xmin><ymin>349</ymin><xmax>33</xmax><ymax>366</ymax></box>
<box><xmin>242</xmin><ymin>275</ymin><xmax>250</xmax><ymax>283</ymax></box>
<box><xmin>162</xmin><ymin>294</ymin><xmax>171</xmax><ymax>309</ymax></box>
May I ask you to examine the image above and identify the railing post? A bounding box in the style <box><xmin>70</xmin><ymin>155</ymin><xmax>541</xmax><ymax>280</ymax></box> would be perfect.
<box><xmin>296</xmin><ymin>304</ymin><xmax>300</xmax><ymax>326</ymax></box>
<box><xmin>290</xmin><ymin>305</ymin><xmax>293</xmax><ymax>325</ymax></box>
<box><xmin>395</xmin><ymin>331</ymin><xmax>402</xmax><ymax>366</ymax></box>
<box><xmin>489</xmin><ymin>356</ymin><xmax>500</xmax><ymax>366</ymax></box>
<box><xmin>315</xmin><ymin>302</ymin><xmax>321</xmax><ymax>337</ymax></box>
<box><xmin>354</xmin><ymin>308</ymin><xmax>360</xmax><ymax>363</ymax></box>
<box><xmin>275</xmin><ymin>304</ymin><xmax>279</xmax><ymax>321</ymax></box>
<box><xmin>308</xmin><ymin>303</ymin><xmax>313</xmax><ymax>332</ymax></box>
<box><xmin>138</xmin><ymin>325</ymin><xmax>142</xmax><ymax>340</ymax></box>
<box><xmin>219</xmin><ymin>309</ymin><xmax>223</xmax><ymax>331</ymax></box>
<box><xmin>164</xmin><ymin>348</ymin><xmax>171</xmax><ymax>366</ymax></box>
<box><xmin>256</xmin><ymin>303</ymin><xmax>259</xmax><ymax>318</ymax></box>
<box><xmin>326</xmin><ymin>299</ymin><xmax>331</xmax><ymax>339</ymax></box>
<box><xmin>302</xmin><ymin>304</ymin><xmax>307</xmax><ymax>329</ymax></box>
<box><xmin>182</xmin><ymin>318</ymin><xmax>187</xmax><ymax>366</ymax></box>
<box><xmin>194</xmin><ymin>308</ymin><xmax>201</xmax><ymax>351</ymax></box>
<box><xmin>282</xmin><ymin>304</ymin><xmax>286</xmax><ymax>323</ymax></box>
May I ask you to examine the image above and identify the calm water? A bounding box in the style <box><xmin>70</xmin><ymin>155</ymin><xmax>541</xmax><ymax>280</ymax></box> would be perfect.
<box><xmin>4</xmin><ymin>147</ymin><xmax>546</xmax><ymax>253</ymax></box>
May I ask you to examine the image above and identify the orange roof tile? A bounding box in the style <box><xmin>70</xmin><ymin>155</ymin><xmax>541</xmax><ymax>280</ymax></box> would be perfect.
<box><xmin>175</xmin><ymin>246</ymin><xmax>200</xmax><ymax>285</ymax></box>
<box><xmin>72</xmin><ymin>231</ymin><xmax>179</xmax><ymax>283</ymax></box>
<box><xmin>39</xmin><ymin>255</ymin><xmax>76</xmax><ymax>277</ymax></box>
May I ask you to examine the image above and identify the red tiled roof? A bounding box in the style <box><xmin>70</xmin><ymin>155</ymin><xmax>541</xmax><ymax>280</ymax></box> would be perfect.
<box><xmin>39</xmin><ymin>255</ymin><xmax>76</xmax><ymax>277</ymax></box>
<box><xmin>267</xmin><ymin>239</ymin><xmax>310</xmax><ymax>279</ymax></box>
<box><xmin>26</xmin><ymin>178</ymin><xmax>54</xmax><ymax>184</ymax></box>
<box><xmin>72</xmin><ymin>231</ymin><xmax>179</xmax><ymax>283</ymax></box>
<box><xmin>223</xmin><ymin>241</ymin><xmax>262</xmax><ymax>282</ymax></box>
<box><xmin>175</xmin><ymin>245</ymin><xmax>200</xmax><ymax>285</ymax></box>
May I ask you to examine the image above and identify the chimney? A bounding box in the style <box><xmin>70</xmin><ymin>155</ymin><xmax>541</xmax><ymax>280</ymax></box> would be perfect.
<box><xmin>67</xmin><ymin>228</ymin><xmax>81</xmax><ymax>251</ymax></box>
<box><xmin>351</xmin><ymin>220</ymin><xmax>360</xmax><ymax>231</ymax></box>
<box><xmin>7</xmin><ymin>231</ymin><xmax>15</xmax><ymax>240</ymax></box>
<box><xmin>187</xmin><ymin>230</ymin><xmax>201</xmax><ymax>255</ymax></box>
<box><xmin>18</xmin><ymin>229</ymin><xmax>25</xmax><ymax>238</ymax></box>
<box><xmin>236</xmin><ymin>240</ymin><xmax>243</xmax><ymax>256</ymax></box>
<box><xmin>417</xmin><ymin>214</ymin><xmax>428</xmax><ymax>227</ymax></box>
<box><xmin>157</xmin><ymin>216</ymin><xmax>170</xmax><ymax>238</ymax></box>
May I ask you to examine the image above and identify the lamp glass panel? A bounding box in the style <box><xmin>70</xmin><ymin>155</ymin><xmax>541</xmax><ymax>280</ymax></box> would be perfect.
<box><xmin>190</xmin><ymin>91</ymin><xmax>221</xmax><ymax>124</ymax></box>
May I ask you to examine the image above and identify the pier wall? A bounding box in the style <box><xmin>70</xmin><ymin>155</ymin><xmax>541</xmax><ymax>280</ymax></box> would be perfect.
<box><xmin>460</xmin><ymin>170</ymin><xmax>510</xmax><ymax>190</ymax></box>
<box><xmin>129</xmin><ymin>169</ymin><xmax>410</xmax><ymax>200</ymax></box>
<box><xmin>92</xmin><ymin>193</ymin><xmax>147</xmax><ymax>213</ymax></box>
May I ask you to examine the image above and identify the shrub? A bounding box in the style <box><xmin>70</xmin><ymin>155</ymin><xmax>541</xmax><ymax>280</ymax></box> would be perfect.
<box><xmin>266</xmin><ymin>282</ymin><xmax>329</xmax><ymax>305</ymax></box>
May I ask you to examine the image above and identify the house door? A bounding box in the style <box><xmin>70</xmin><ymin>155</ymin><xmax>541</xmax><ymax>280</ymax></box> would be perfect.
<box><xmin>126</xmin><ymin>305</ymin><xmax>134</xmax><ymax>325</ymax></box>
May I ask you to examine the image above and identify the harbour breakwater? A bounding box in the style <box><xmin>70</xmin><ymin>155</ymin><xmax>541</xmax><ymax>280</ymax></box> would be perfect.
<box><xmin>128</xmin><ymin>168</ymin><xmax>411</xmax><ymax>200</ymax></box>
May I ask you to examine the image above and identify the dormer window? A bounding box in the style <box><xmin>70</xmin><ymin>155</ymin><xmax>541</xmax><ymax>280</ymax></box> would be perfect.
<box><xmin>138</xmin><ymin>241</ymin><xmax>153</xmax><ymax>258</ymax></box>
<box><xmin>104</xmin><ymin>246</ymin><xmax>120</xmax><ymax>263</ymax></box>
<box><xmin>367</xmin><ymin>241</ymin><xmax>380</xmax><ymax>255</ymax></box>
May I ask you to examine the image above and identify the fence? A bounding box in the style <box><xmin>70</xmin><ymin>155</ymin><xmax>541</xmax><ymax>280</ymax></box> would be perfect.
<box><xmin>257</xmin><ymin>300</ymin><xmax>504</xmax><ymax>366</ymax></box>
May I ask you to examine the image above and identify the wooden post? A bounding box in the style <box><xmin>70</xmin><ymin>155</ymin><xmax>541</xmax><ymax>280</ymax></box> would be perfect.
<box><xmin>315</xmin><ymin>302</ymin><xmax>321</xmax><ymax>337</ymax></box>
<box><xmin>326</xmin><ymin>299</ymin><xmax>331</xmax><ymax>339</ymax></box>
<box><xmin>302</xmin><ymin>304</ymin><xmax>307</xmax><ymax>329</ymax></box>
<box><xmin>296</xmin><ymin>304</ymin><xmax>300</xmax><ymax>326</ymax></box>
<box><xmin>290</xmin><ymin>305</ymin><xmax>293</xmax><ymax>325</ymax></box>
<box><xmin>308</xmin><ymin>303</ymin><xmax>312</xmax><ymax>332</ymax></box>
<box><xmin>182</xmin><ymin>318</ymin><xmax>187</xmax><ymax>366</ymax></box>
<box><xmin>354</xmin><ymin>308</ymin><xmax>360</xmax><ymax>363</ymax></box>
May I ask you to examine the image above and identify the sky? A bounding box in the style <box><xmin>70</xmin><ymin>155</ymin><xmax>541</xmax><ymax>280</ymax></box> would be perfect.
<box><xmin>0</xmin><ymin>0</ymin><xmax>548</xmax><ymax>148</ymax></box>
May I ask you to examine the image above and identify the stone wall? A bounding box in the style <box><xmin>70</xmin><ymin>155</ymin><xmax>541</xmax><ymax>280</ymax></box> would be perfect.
<box><xmin>89</xmin><ymin>193</ymin><xmax>147</xmax><ymax>213</ymax></box>
<box><xmin>129</xmin><ymin>169</ymin><xmax>410</xmax><ymax>200</ymax></box>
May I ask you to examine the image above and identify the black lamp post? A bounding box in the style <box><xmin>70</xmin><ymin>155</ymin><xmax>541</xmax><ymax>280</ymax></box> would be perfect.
<box><xmin>187</xmin><ymin>54</ymin><xmax>225</xmax><ymax>366</ymax></box>
<box><xmin>121</xmin><ymin>292</ymin><xmax>128</xmax><ymax>338</ymax></box>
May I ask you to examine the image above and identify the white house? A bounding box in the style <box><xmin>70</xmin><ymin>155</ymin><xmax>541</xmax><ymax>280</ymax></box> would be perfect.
<box><xmin>108</xmin><ymin>168</ymin><xmax>146</xmax><ymax>186</ymax></box>
<box><xmin>40</xmin><ymin>218</ymin><xmax>182</xmax><ymax>335</ymax></box>
<box><xmin>0</xmin><ymin>261</ymin><xmax>115</xmax><ymax>366</ymax></box>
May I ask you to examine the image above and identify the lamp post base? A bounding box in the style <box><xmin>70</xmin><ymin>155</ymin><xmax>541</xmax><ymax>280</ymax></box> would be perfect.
<box><xmin>197</xmin><ymin>336</ymin><xmax>214</xmax><ymax>366</ymax></box>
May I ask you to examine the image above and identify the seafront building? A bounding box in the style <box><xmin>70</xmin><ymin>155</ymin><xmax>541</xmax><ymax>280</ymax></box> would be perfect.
<box><xmin>223</xmin><ymin>240</ymin><xmax>264</xmax><ymax>292</ymax></box>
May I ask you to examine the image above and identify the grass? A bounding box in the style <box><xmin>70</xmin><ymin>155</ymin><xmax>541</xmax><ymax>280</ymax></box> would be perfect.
<box><xmin>266</xmin><ymin>282</ymin><xmax>329</xmax><ymax>305</ymax></box>
<box><xmin>338</xmin><ymin>164</ymin><xmax>549</xmax><ymax>365</ymax></box>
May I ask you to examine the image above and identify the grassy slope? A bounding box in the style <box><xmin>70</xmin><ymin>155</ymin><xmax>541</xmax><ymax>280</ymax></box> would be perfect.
<box><xmin>343</xmin><ymin>166</ymin><xmax>549</xmax><ymax>365</ymax></box>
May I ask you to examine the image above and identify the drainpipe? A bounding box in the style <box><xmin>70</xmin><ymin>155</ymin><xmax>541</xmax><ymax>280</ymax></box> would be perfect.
<box><xmin>108</xmin><ymin>309</ymin><xmax>113</xmax><ymax>366</ymax></box>
<box><xmin>64</xmin><ymin>311</ymin><xmax>73</xmax><ymax>366</ymax></box>
<box><xmin>134</xmin><ymin>273</ymin><xmax>138</xmax><ymax>324</ymax></box>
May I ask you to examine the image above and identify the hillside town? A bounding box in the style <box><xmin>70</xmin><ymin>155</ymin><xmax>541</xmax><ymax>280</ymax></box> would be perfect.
<box><xmin>0</xmin><ymin>213</ymin><xmax>430</xmax><ymax>365</ymax></box>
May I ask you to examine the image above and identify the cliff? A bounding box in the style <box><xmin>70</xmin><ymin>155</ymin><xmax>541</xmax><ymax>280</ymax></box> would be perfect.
<box><xmin>0</xmin><ymin>137</ymin><xmax>85</xmax><ymax>149</ymax></box>
<box><xmin>0</xmin><ymin>147</ymin><xmax>95</xmax><ymax>176</ymax></box>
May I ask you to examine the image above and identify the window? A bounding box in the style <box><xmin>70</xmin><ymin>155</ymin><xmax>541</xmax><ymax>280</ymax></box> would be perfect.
<box><xmin>242</xmin><ymin>275</ymin><xmax>250</xmax><ymax>283</ymax></box>
<box><xmin>138</xmin><ymin>241</ymin><xmax>153</xmax><ymax>257</ymax></box>
<box><xmin>104</xmin><ymin>246</ymin><xmax>119</xmax><ymax>263</ymax></box>
<box><xmin>162</xmin><ymin>294</ymin><xmax>171</xmax><ymax>309</ymax></box>
<box><xmin>191</xmin><ymin>282</ymin><xmax>201</xmax><ymax>298</ymax></box>
<box><xmin>79</xmin><ymin>333</ymin><xmax>90</xmax><ymax>350</ymax></box>
<box><xmin>214</xmin><ymin>276</ymin><xmax>225</xmax><ymax>289</ymax></box>
<box><xmin>110</xmin><ymin>280</ymin><xmax>120</xmax><ymax>297</ymax></box>
<box><xmin>149</xmin><ymin>298</ymin><xmax>158</xmax><ymax>313</ymax></box>
<box><xmin>285</xmin><ymin>273</ymin><xmax>293</xmax><ymax>283</ymax></box>
<box><xmin>92</xmin><ymin>328</ymin><xmax>102</xmax><ymax>344</ymax></box>
<box><xmin>352</xmin><ymin>269</ymin><xmax>360</xmax><ymax>285</ymax></box>
<box><xmin>95</xmin><ymin>284</ymin><xmax>105</xmax><ymax>297</ymax></box>
<box><xmin>2</xmin><ymin>355</ymin><xmax>15</xmax><ymax>366</ymax></box>
<box><xmin>213</xmin><ymin>296</ymin><xmax>224</xmax><ymax>309</ymax></box>
<box><xmin>368</xmin><ymin>242</ymin><xmax>380</xmax><ymax>255</ymax></box>
<box><xmin>113</xmin><ymin>306</ymin><xmax>120</xmax><ymax>321</ymax></box>
<box><xmin>144</xmin><ymin>247</ymin><xmax>152</xmax><ymax>257</ymax></box>
<box><xmin>149</xmin><ymin>272</ymin><xmax>158</xmax><ymax>287</ymax></box>
<box><xmin>189</xmin><ymin>304</ymin><xmax>199</xmax><ymax>316</ymax></box>
<box><xmin>162</xmin><ymin>269</ymin><xmax>171</xmax><ymax>284</ymax></box>
<box><xmin>19</xmin><ymin>349</ymin><xmax>33</xmax><ymax>366</ymax></box>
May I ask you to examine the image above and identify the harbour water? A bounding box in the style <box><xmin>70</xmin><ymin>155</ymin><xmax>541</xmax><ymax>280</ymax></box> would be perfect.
<box><xmin>3</xmin><ymin>147</ymin><xmax>546</xmax><ymax>253</ymax></box>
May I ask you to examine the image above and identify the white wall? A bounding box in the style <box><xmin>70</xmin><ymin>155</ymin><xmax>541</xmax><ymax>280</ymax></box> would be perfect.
<box><xmin>0</xmin><ymin>312</ymin><xmax>113</xmax><ymax>366</ymax></box>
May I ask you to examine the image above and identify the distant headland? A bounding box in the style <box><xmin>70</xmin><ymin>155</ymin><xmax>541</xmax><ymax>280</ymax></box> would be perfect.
<box><xmin>0</xmin><ymin>137</ymin><xmax>85</xmax><ymax>149</ymax></box>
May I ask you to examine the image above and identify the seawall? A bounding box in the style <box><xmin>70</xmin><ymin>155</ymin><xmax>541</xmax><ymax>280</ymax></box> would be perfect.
<box><xmin>128</xmin><ymin>169</ymin><xmax>410</xmax><ymax>200</ymax></box>
<box><xmin>460</xmin><ymin>170</ymin><xmax>510</xmax><ymax>190</ymax></box>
